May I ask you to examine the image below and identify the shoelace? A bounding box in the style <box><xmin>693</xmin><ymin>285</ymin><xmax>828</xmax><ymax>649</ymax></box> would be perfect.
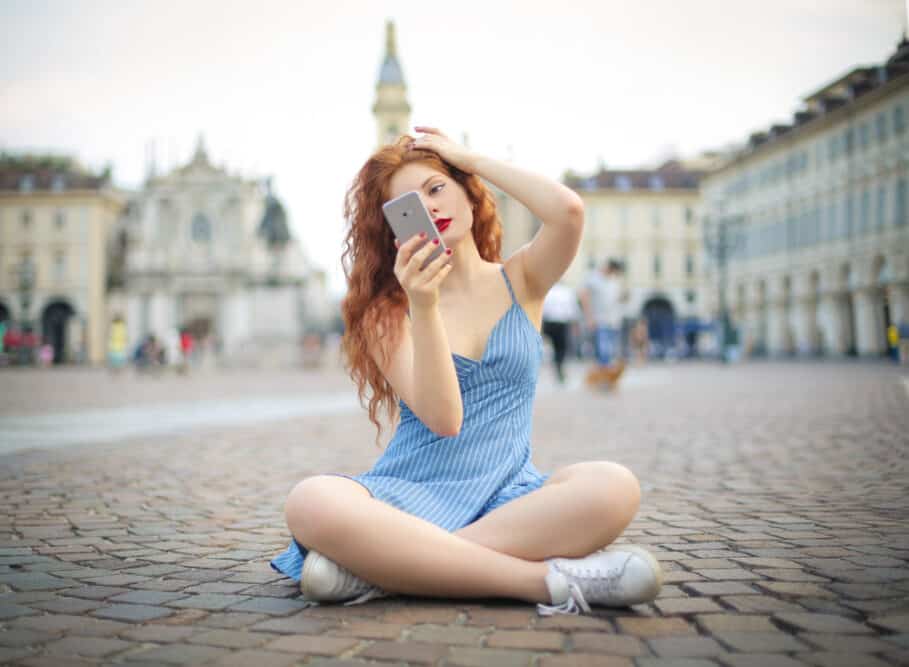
<box><xmin>345</xmin><ymin>587</ymin><xmax>388</xmax><ymax>606</ymax></box>
<box><xmin>299</xmin><ymin>586</ymin><xmax>387</xmax><ymax>609</ymax></box>
<box><xmin>536</xmin><ymin>556</ymin><xmax>630</xmax><ymax>616</ymax></box>
<box><xmin>537</xmin><ymin>582</ymin><xmax>590</xmax><ymax>616</ymax></box>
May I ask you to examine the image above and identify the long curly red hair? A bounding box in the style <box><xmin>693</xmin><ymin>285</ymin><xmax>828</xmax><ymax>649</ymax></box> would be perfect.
<box><xmin>341</xmin><ymin>136</ymin><xmax>502</xmax><ymax>442</ymax></box>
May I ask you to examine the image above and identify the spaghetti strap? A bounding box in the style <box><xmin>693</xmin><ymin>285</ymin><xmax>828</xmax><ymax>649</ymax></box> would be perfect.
<box><xmin>500</xmin><ymin>265</ymin><xmax>517</xmax><ymax>305</ymax></box>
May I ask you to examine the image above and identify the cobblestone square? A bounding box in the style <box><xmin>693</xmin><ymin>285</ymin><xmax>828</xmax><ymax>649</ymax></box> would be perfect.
<box><xmin>1</xmin><ymin>361</ymin><xmax>907</xmax><ymax>666</ymax></box>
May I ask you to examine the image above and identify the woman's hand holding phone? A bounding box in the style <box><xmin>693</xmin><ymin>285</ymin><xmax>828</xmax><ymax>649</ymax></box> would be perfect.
<box><xmin>394</xmin><ymin>233</ymin><xmax>453</xmax><ymax>310</ymax></box>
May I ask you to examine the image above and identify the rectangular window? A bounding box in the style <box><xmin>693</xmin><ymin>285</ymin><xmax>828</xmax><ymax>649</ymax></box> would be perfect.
<box><xmin>877</xmin><ymin>186</ymin><xmax>886</xmax><ymax>229</ymax></box>
<box><xmin>876</xmin><ymin>112</ymin><xmax>888</xmax><ymax>143</ymax></box>
<box><xmin>895</xmin><ymin>105</ymin><xmax>905</xmax><ymax>135</ymax></box>
<box><xmin>21</xmin><ymin>209</ymin><xmax>32</xmax><ymax>228</ymax></box>
<box><xmin>619</xmin><ymin>206</ymin><xmax>630</xmax><ymax>228</ymax></box>
<box><xmin>54</xmin><ymin>210</ymin><xmax>66</xmax><ymax>228</ymax></box>
<box><xmin>53</xmin><ymin>251</ymin><xmax>66</xmax><ymax>283</ymax></box>
<box><xmin>897</xmin><ymin>179</ymin><xmax>907</xmax><ymax>227</ymax></box>
<box><xmin>843</xmin><ymin>127</ymin><xmax>854</xmax><ymax>155</ymax></box>
<box><xmin>859</xmin><ymin>122</ymin><xmax>870</xmax><ymax>149</ymax></box>
<box><xmin>685</xmin><ymin>254</ymin><xmax>694</xmax><ymax>276</ymax></box>
<box><xmin>828</xmin><ymin>202</ymin><xmax>837</xmax><ymax>241</ymax></box>
<box><xmin>845</xmin><ymin>194</ymin><xmax>854</xmax><ymax>238</ymax></box>
<box><xmin>686</xmin><ymin>290</ymin><xmax>696</xmax><ymax>304</ymax></box>
<box><xmin>860</xmin><ymin>189</ymin><xmax>871</xmax><ymax>234</ymax></box>
<box><xmin>684</xmin><ymin>206</ymin><xmax>693</xmax><ymax>224</ymax></box>
<box><xmin>653</xmin><ymin>254</ymin><xmax>661</xmax><ymax>278</ymax></box>
<box><xmin>19</xmin><ymin>251</ymin><xmax>35</xmax><ymax>287</ymax></box>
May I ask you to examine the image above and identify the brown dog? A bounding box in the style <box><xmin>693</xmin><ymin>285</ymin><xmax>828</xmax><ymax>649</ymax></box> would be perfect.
<box><xmin>585</xmin><ymin>360</ymin><xmax>626</xmax><ymax>390</ymax></box>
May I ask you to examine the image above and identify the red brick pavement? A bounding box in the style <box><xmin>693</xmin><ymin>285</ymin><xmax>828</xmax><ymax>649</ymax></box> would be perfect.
<box><xmin>1</xmin><ymin>361</ymin><xmax>908</xmax><ymax>666</ymax></box>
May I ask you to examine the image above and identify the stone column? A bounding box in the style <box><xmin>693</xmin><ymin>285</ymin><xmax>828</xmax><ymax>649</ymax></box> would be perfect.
<box><xmin>125</xmin><ymin>293</ymin><xmax>144</xmax><ymax>353</ymax></box>
<box><xmin>766</xmin><ymin>301</ymin><xmax>788</xmax><ymax>356</ymax></box>
<box><xmin>150</xmin><ymin>291</ymin><xmax>173</xmax><ymax>338</ymax></box>
<box><xmin>887</xmin><ymin>282</ymin><xmax>909</xmax><ymax>326</ymax></box>
<box><xmin>220</xmin><ymin>291</ymin><xmax>250</xmax><ymax>357</ymax></box>
<box><xmin>853</xmin><ymin>287</ymin><xmax>885</xmax><ymax>356</ymax></box>
<box><xmin>818</xmin><ymin>292</ymin><xmax>846</xmax><ymax>356</ymax></box>
<box><xmin>792</xmin><ymin>298</ymin><xmax>819</xmax><ymax>356</ymax></box>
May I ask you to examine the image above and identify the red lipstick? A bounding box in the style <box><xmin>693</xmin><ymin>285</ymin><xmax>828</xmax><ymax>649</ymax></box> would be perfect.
<box><xmin>434</xmin><ymin>218</ymin><xmax>451</xmax><ymax>233</ymax></box>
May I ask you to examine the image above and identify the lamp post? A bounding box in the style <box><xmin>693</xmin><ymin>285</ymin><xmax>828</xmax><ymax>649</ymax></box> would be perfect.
<box><xmin>703</xmin><ymin>204</ymin><xmax>744</xmax><ymax>363</ymax></box>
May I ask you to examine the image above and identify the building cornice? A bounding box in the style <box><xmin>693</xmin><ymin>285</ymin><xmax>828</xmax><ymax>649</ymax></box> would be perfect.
<box><xmin>709</xmin><ymin>72</ymin><xmax>909</xmax><ymax>177</ymax></box>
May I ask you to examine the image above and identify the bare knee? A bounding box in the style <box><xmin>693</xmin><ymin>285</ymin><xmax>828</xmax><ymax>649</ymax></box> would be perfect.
<box><xmin>284</xmin><ymin>475</ymin><xmax>364</xmax><ymax>548</ymax></box>
<box><xmin>573</xmin><ymin>461</ymin><xmax>642</xmax><ymax>525</ymax></box>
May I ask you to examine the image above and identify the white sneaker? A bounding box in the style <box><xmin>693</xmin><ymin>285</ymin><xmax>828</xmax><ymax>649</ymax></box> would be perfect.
<box><xmin>538</xmin><ymin>544</ymin><xmax>663</xmax><ymax>615</ymax></box>
<box><xmin>299</xmin><ymin>550</ymin><xmax>387</xmax><ymax>606</ymax></box>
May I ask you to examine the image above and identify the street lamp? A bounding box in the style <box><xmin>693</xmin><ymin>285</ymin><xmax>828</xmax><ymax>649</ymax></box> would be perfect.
<box><xmin>703</xmin><ymin>204</ymin><xmax>745</xmax><ymax>363</ymax></box>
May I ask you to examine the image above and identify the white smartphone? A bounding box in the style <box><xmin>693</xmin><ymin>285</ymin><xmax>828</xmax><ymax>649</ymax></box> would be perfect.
<box><xmin>382</xmin><ymin>191</ymin><xmax>448</xmax><ymax>269</ymax></box>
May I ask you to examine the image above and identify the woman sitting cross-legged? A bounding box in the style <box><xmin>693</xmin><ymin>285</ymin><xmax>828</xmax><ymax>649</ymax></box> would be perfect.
<box><xmin>270</xmin><ymin>127</ymin><xmax>662</xmax><ymax>615</ymax></box>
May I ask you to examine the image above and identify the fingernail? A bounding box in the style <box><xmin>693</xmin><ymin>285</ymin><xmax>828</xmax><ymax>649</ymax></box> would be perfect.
<box><xmin>420</xmin><ymin>232</ymin><xmax>426</xmax><ymax>238</ymax></box>
<box><xmin>433</xmin><ymin>239</ymin><xmax>440</xmax><ymax>245</ymax></box>
<box><xmin>445</xmin><ymin>248</ymin><xmax>453</xmax><ymax>255</ymax></box>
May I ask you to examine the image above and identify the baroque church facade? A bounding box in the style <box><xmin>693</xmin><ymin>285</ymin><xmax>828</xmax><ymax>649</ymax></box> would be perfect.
<box><xmin>113</xmin><ymin>138</ymin><xmax>326</xmax><ymax>364</ymax></box>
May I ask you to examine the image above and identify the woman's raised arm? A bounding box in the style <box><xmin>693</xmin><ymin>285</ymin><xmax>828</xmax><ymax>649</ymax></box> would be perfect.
<box><xmin>411</xmin><ymin>127</ymin><xmax>584</xmax><ymax>301</ymax></box>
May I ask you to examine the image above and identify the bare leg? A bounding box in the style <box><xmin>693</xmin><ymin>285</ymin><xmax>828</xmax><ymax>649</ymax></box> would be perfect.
<box><xmin>284</xmin><ymin>476</ymin><xmax>549</xmax><ymax>603</ymax></box>
<box><xmin>456</xmin><ymin>461</ymin><xmax>640</xmax><ymax>560</ymax></box>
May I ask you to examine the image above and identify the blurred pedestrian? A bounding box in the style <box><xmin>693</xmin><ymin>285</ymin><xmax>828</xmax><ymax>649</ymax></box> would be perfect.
<box><xmin>107</xmin><ymin>315</ymin><xmax>128</xmax><ymax>374</ymax></box>
<box><xmin>3</xmin><ymin>325</ymin><xmax>22</xmax><ymax>364</ymax></box>
<box><xmin>579</xmin><ymin>258</ymin><xmax>627</xmax><ymax>390</ymax></box>
<box><xmin>630</xmin><ymin>317</ymin><xmax>649</xmax><ymax>364</ymax></box>
<box><xmin>898</xmin><ymin>320</ymin><xmax>909</xmax><ymax>365</ymax></box>
<box><xmin>542</xmin><ymin>281</ymin><xmax>579</xmax><ymax>384</ymax></box>
<box><xmin>180</xmin><ymin>330</ymin><xmax>195</xmax><ymax>369</ymax></box>
<box><xmin>20</xmin><ymin>328</ymin><xmax>38</xmax><ymax>366</ymax></box>
<box><xmin>38</xmin><ymin>339</ymin><xmax>54</xmax><ymax>367</ymax></box>
<box><xmin>163</xmin><ymin>327</ymin><xmax>182</xmax><ymax>371</ymax></box>
<box><xmin>887</xmin><ymin>322</ymin><xmax>899</xmax><ymax>362</ymax></box>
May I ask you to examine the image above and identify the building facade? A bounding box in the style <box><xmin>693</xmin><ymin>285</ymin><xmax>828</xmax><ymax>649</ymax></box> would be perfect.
<box><xmin>0</xmin><ymin>156</ymin><xmax>125</xmax><ymax>364</ymax></box>
<box><xmin>563</xmin><ymin>162</ymin><xmax>707</xmax><ymax>353</ymax></box>
<box><xmin>114</xmin><ymin>138</ymin><xmax>323</xmax><ymax>364</ymax></box>
<box><xmin>701</xmin><ymin>38</ymin><xmax>909</xmax><ymax>358</ymax></box>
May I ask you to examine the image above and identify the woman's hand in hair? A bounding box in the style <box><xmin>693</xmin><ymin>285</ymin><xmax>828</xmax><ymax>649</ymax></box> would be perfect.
<box><xmin>394</xmin><ymin>234</ymin><xmax>454</xmax><ymax>310</ymax></box>
<box><xmin>411</xmin><ymin>127</ymin><xmax>477</xmax><ymax>174</ymax></box>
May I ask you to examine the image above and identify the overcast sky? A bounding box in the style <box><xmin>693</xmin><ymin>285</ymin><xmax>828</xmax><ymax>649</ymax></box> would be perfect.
<box><xmin>2</xmin><ymin>0</ymin><xmax>906</xmax><ymax>294</ymax></box>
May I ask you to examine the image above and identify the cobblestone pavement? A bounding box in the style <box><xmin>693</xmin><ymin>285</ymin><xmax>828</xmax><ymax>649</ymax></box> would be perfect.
<box><xmin>1</xmin><ymin>361</ymin><xmax>908</xmax><ymax>666</ymax></box>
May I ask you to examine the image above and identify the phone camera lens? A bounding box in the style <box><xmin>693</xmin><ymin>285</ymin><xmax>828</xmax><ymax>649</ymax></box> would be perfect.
<box><xmin>403</xmin><ymin>210</ymin><xmax>409</xmax><ymax>217</ymax></box>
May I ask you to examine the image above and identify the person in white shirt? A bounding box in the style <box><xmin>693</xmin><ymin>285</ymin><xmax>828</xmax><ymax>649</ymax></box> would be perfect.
<box><xmin>542</xmin><ymin>281</ymin><xmax>580</xmax><ymax>383</ymax></box>
<box><xmin>579</xmin><ymin>259</ymin><xmax>627</xmax><ymax>389</ymax></box>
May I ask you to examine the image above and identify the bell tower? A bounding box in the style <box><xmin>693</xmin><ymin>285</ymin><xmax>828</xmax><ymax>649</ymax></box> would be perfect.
<box><xmin>373</xmin><ymin>20</ymin><xmax>411</xmax><ymax>147</ymax></box>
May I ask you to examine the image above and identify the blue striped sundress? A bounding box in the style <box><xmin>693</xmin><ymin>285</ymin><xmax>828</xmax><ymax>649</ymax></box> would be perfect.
<box><xmin>270</xmin><ymin>265</ymin><xmax>547</xmax><ymax>581</ymax></box>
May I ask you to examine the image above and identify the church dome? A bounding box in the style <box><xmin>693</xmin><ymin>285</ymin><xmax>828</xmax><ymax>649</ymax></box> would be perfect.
<box><xmin>380</xmin><ymin>57</ymin><xmax>405</xmax><ymax>85</ymax></box>
<box><xmin>377</xmin><ymin>20</ymin><xmax>405</xmax><ymax>86</ymax></box>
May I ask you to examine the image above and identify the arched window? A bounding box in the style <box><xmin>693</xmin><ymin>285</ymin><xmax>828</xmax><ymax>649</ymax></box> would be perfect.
<box><xmin>191</xmin><ymin>213</ymin><xmax>212</xmax><ymax>242</ymax></box>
